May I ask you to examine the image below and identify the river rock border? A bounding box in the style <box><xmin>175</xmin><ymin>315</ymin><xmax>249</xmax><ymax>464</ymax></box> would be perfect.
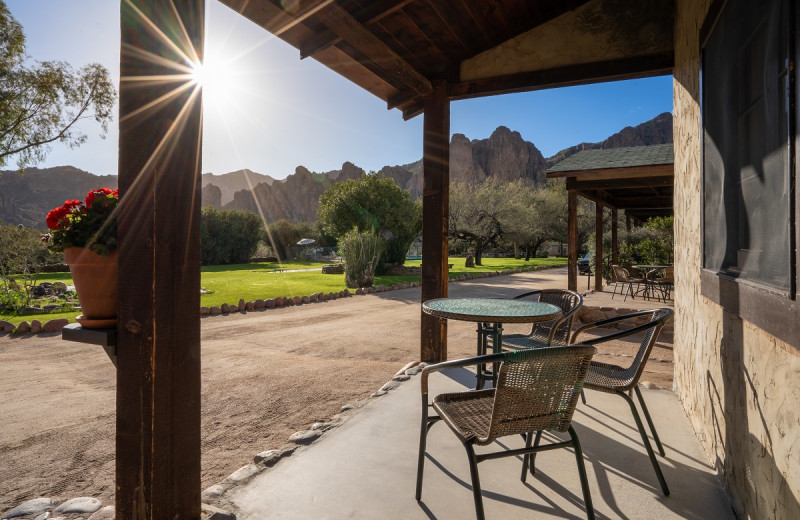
<box><xmin>0</xmin><ymin>359</ymin><xmax>427</xmax><ymax>520</ymax></box>
<box><xmin>1</xmin><ymin>265</ymin><xmax>566</xmax><ymax>336</ymax></box>
<box><xmin>200</xmin><ymin>359</ymin><xmax>428</xmax><ymax>517</ymax></box>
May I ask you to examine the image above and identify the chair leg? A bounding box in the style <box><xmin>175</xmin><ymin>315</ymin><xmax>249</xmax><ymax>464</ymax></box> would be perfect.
<box><xmin>618</xmin><ymin>390</ymin><xmax>670</xmax><ymax>496</ymax></box>
<box><xmin>634</xmin><ymin>385</ymin><xmax>665</xmax><ymax>457</ymax></box>
<box><xmin>528</xmin><ymin>430</ymin><xmax>543</xmax><ymax>477</ymax></box>
<box><xmin>580</xmin><ymin>388</ymin><xmax>586</xmax><ymax>404</ymax></box>
<box><xmin>464</xmin><ymin>442</ymin><xmax>485</xmax><ymax>520</ymax></box>
<box><xmin>568</xmin><ymin>425</ymin><xmax>595</xmax><ymax>520</ymax></box>
<box><xmin>416</xmin><ymin>398</ymin><xmax>438</xmax><ymax>500</ymax></box>
<box><xmin>521</xmin><ymin>431</ymin><xmax>534</xmax><ymax>482</ymax></box>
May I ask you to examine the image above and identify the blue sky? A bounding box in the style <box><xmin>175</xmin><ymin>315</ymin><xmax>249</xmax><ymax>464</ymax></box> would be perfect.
<box><xmin>5</xmin><ymin>0</ymin><xmax>673</xmax><ymax>179</ymax></box>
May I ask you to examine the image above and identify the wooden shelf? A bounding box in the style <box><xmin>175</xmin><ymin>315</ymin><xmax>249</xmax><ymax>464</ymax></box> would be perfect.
<box><xmin>62</xmin><ymin>323</ymin><xmax>117</xmax><ymax>366</ymax></box>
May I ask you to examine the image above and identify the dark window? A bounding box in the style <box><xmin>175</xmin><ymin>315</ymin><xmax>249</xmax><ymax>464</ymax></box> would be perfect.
<box><xmin>702</xmin><ymin>0</ymin><xmax>792</xmax><ymax>292</ymax></box>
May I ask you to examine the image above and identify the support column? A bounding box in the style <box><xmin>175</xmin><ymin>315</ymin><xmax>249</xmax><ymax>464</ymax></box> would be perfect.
<box><xmin>568</xmin><ymin>190</ymin><xmax>577</xmax><ymax>291</ymax></box>
<box><xmin>611</xmin><ymin>208</ymin><xmax>619</xmax><ymax>266</ymax></box>
<box><xmin>595</xmin><ymin>202</ymin><xmax>603</xmax><ymax>292</ymax></box>
<box><xmin>117</xmin><ymin>1</ymin><xmax>203</xmax><ymax>517</ymax></box>
<box><xmin>420</xmin><ymin>80</ymin><xmax>449</xmax><ymax>362</ymax></box>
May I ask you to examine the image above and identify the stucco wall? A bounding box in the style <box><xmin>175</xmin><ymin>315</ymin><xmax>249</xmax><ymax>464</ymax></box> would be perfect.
<box><xmin>673</xmin><ymin>1</ymin><xmax>800</xmax><ymax>518</ymax></box>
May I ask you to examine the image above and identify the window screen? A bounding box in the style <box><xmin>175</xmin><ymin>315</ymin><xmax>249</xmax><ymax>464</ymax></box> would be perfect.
<box><xmin>702</xmin><ymin>0</ymin><xmax>792</xmax><ymax>291</ymax></box>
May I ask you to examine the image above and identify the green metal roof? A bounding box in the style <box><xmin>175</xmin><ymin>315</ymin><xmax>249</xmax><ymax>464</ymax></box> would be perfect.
<box><xmin>547</xmin><ymin>143</ymin><xmax>674</xmax><ymax>173</ymax></box>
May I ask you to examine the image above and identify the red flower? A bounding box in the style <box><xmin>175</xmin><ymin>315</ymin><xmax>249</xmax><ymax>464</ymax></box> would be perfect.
<box><xmin>46</xmin><ymin>205</ymin><xmax>70</xmax><ymax>230</ymax></box>
<box><xmin>85</xmin><ymin>188</ymin><xmax>115</xmax><ymax>208</ymax></box>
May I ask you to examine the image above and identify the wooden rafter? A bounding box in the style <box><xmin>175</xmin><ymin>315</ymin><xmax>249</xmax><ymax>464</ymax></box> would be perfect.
<box><xmin>450</xmin><ymin>53</ymin><xmax>674</xmax><ymax>101</ymax></box>
<box><xmin>315</xmin><ymin>3</ymin><xmax>432</xmax><ymax>96</ymax></box>
<box><xmin>300</xmin><ymin>0</ymin><xmax>414</xmax><ymax>58</ymax></box>
<box><xmin>565</xmin><ymin>175</ymin><xmax>673</xmax><ymax>191</ymax></box>
<box><xmin>220</xmin><ymin>0</ymin><xmax>336</xmax><ymax>37</ymax></box>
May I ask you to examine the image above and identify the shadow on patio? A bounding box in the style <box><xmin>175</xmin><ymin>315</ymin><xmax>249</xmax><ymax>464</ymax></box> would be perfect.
<box><xmin>226</xmin><ymin>354</ymin><xmax>731</xmax><ymax>519</ymax></box>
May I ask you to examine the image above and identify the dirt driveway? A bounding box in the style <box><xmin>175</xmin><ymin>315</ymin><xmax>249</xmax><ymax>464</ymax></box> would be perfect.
<box><xmin>0</xmin><ymin>268</ymin><xmax>673</xmax><ymax>511</ymax></box>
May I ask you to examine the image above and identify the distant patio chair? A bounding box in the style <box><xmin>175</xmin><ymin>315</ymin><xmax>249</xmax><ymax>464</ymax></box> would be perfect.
<box><xmin>649</xmin><ymin>265</ymin><xmax>674</xmax><ymax>301</ymax></box>
<box><xmin>610</xmin><ymin>265</ymin><xmax>644</xmax><ymax>301</ymax></box>
<box><xmin>416</xmin><ymin>346</ymin><xmax>597</xmax><ymax>520</ymax></box>
<box><xmin>571</xmin><ymin>308</ymin><xmax>673</xmax><ymax>496</ymax></box>
<box><xmin>500</xmin><ymin>289</ymin><xmax>583</xmax><ymax>349</ymax></box>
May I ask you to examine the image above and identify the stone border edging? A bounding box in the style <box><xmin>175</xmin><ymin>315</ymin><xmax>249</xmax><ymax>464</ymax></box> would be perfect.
<box><xmin>199</xmin><ymin>359</ymin><xmax>429</xmax><ymax>518</ymax></box>
<box><xmin>0</xmin><ymin>264</ymin><xmax>567</xmax><ymax>336</ymax></box>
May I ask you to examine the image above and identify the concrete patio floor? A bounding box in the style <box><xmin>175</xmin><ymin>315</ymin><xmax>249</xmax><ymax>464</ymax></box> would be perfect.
<box><xmin>228</xmin><ymin>354</ymin><xmax>732</xmax><ymax>519</ymax></box>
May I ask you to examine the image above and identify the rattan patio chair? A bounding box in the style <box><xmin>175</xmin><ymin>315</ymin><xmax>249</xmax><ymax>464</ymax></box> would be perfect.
<box><xmin>571</xmin><ymin>308</ymin><xmax>673</xmax><ymax>496</ymax></box>
<box><xmin>610</xmin><ymin>265</ymin><xmax>645</xmax><ymax>301</ymax></box>
<box><xmin>649</xmin><ymin>265</ymin><xmax>674</xmax><ymax>301</ymax></box>
<box><xmin>416</xmin><ymin>346</ymin><xmax>597</xmax><ymax>520</ymax></box>
<box><xmin>500</xmin><ymin>289</ymin><xmax>583</xmax><ymax>350</ymax></box>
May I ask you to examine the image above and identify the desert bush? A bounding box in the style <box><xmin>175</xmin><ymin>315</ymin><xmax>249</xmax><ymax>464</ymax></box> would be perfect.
<box><xmin>200</xmin><ymin>208</ymin><xmax>265</xmax><ymax>265</ymax></box>
<box><xmin>338</xmin><ymin>229</ymin><xmax>384</xmax><ymax>288</ymax></box>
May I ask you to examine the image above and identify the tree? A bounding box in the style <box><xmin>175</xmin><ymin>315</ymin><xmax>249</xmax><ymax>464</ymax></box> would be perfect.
<box><xmin>200</xmin><ymin>208</ymin><xmax>265</xmax><ymax>265</ymax></box>
<box><xmin>318</xmin><ymin>175</ymin><xmax>421</xmax><ymax>265</ymax></box>
<box><xmin>266</xmin><ymin>219</ymin><xmax>316</xmax><ymax>261</ymax></box>
<box><xmin>0</xmin><ymin>223</ymin><xmax>60</xmax><ymax>310</ymax></box>
<box><xmin>0</xmin><ymin>1</ymin><xmax>116</xmax><ymax>168</ymax></box>
<box><xmin>449</xmin><ymin>178</ymin><xmax>521</xmax><ymax>265</ymax></box>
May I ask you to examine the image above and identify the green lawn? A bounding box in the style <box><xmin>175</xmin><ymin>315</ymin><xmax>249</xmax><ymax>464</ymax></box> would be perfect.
<box><xmin>1</xmin><ymin>257</ymin><xmax>566</xmax><ymax>326</ymax></box>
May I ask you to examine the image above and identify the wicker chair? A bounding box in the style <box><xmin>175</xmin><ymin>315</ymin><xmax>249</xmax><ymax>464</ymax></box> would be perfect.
<box><xmin>500</xmin><ymin>289</ymin><xmax>583</xmax><ymax>350</ymax></box>
<box><xmin>416</xmin><ymin>346</ymin><xmax>597</xmax><ymax>520</ymax></box>
<box><xmin>571</xmin><ymin>308</ymin><xmax>673</xmax><ymax>496</ymax></box>
<box><xmin>649</xmin><ymin>265</ymin><xmax>674</xmax><ymax>301</ymax></box>
<box><xmin>610</xmin><ymin>265</ymin><xmax>644</xmax><ymax>301</ymax></box>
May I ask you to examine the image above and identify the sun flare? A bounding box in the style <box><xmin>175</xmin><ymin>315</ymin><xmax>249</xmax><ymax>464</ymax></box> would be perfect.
<box><xmin>192</xmin><ymin>54</ymin><xmax>236</xmax><ymax>110</ymax></box>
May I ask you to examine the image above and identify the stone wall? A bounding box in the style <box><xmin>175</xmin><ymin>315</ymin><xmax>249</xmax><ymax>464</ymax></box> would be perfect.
<box><xmin>673</xmin><ymin>1</ymin><xmax>800</xmax><ymax>518</ymax></box>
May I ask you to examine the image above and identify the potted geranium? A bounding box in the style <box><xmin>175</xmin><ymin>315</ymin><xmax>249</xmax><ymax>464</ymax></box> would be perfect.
<box><xmin>45</xmin><ymin>188</ymin><xmax>119</xmax><ymax>326</ymax></box>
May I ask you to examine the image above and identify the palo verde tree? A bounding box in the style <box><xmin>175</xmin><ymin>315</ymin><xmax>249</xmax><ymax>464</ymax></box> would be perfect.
<box><xmin>0</xmin><ymin>1</ymin><xmax>116</xmax><ymax>168</ymax></box>
<box><xmin>317</xmin><ymin>174</ymin><xmax>421</xmax><ymax>266</ymax></box>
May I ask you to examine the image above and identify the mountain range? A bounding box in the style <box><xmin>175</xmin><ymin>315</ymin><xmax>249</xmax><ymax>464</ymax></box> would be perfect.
<box><xmin>0</xmin><ymin>112</ymin><xmax>672</xmax><ymax>229</ymax></box>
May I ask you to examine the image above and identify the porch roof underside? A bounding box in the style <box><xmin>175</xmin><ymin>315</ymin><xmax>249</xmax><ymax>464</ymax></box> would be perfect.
<box><xmin>216</xmin><ymin>0</ymin><xmax>675</xmax><ymax>119</ymax></box>
<box><xmin>546</xmin><ymin>144</ymin><xmax>675</xmax><ymax>221</ymax></box>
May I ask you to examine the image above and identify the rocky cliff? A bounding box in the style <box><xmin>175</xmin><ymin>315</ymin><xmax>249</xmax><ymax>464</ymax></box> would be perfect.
<box><xmin>0</xmin><ymin>166</ymin><xmax>118</xmax><ymax>229</ymax></box>
<box><xmin>1</xmin><ymin>113</ymin><xmax>673</xmax><ymax>228</ymax></box>
<box><xmin>545</xmin><ymin>112</ymin><xmax>673</xmax><ymax>167</ymax></box>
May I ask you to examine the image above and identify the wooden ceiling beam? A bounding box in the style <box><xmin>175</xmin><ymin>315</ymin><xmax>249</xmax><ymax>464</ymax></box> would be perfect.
<box><xmin>219</xmin><ymin>0</ymin><xmax>335</xmax><ymax>37</ymax></box>
<box><xmin>566</xmin><ymin>175</ymin><xmax>673</xmax><ymax>191</ymax></box>
<box><xmin>450</xmin><ymin>52</ymin><xmax>673</xmax><ymax>101</ymax></box>
<box><xmin>300</xmin><ymin>0</ymin><xmax>414</xmax><ymax>59</ymax></box>
<box><xmin>402</xmin><ymin>101</ymin><xmax>425</xmax><ymax>120</ymax></box>
<box><xmin>315</xmin><ymin>3</ymin><xmax>432</xmax><ymax>96</ymax></box>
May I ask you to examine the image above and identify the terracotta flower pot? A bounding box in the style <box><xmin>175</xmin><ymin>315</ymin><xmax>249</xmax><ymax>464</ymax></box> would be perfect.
<box><xmin>64</xmin><ymin>247</ymin><xmax>117</xmax><ymax>324</ymax></box>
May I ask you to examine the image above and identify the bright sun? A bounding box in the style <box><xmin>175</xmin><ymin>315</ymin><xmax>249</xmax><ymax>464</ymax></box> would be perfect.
<box><xmin>192</xmin><ymin>54</ymin><xmax>236</xmax><ymax>110</ymax></box>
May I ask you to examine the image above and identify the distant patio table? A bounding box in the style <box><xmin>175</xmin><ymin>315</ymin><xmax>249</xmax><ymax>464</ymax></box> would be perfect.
<box><xmin>422</xmin><ymin>297</ymin><xmax>561</xmax><ymax>389</ymax></box>
<box><xmin>632</xmin><ymin>264</ymin><xmax>670</xmax><ymax>300</ymax></box>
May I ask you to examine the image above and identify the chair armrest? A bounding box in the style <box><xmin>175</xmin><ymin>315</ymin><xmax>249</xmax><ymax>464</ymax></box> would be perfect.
<box><xmin>570</xmin><ymin>309</ymin><xmax>655</xmax><ymax>339</ymax></box>
<box><xmin>420</xmin><ymin>353</ymin><xmax>506</xmax><ymax>395</ymax></box>
<box><xmin>571</xmin><ymin>309</ymin><xmax>670</xmax><ymax>345</ymax></box>
<box><xmin>512</xmin><ymin>291</ymin><xmax>538</xmax><ymax>300</ymax></box>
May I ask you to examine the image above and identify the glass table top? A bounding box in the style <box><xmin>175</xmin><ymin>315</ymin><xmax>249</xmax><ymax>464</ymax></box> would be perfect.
<box><xmin>422</xmin><ymin>297</ymin><xmax>561</xmax><ymax>323</ymax></box>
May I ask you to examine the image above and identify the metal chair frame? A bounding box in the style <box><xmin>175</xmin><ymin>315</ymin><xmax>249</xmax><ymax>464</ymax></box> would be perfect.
<box><xmin>416</xmin><ymin>347</ymin><xmax>596</xmax><ymax>520</ymax></box>
<box><xmin>571</xmin><ymin>308</ymin><xmax>673</xmax><ymax>496</ymax></box>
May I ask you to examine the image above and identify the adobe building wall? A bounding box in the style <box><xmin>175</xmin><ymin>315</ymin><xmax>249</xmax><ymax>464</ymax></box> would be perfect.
<box><xmin>673</xmin><ymin>1</ymin><xmax>800</xmax><ymax>518</ymax></box>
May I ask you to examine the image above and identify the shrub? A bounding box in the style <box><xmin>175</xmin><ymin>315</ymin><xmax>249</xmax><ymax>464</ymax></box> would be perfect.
<box><xmin>339</xmin><ymin>229</ymin><xmax>384</xmax><ymax>288</ymax></box>
<box><xmin>318</xmin><ymin>175</ymin><xmax>420</xmax><ymax>266</ymax></box>
<box><xmin>200</xmin><ymin>208</ymin><xmax>265</xmax><ymax>265</ymax></box>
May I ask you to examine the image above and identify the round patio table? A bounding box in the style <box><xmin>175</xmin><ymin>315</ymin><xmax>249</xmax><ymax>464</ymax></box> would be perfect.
<box><xmin>422</xmin><ymin>297</ymin><xmax>561</xmax><ymax>388</ymax></box>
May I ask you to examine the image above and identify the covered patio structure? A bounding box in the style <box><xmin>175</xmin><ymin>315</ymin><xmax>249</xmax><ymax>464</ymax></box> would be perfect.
<box><xmin>113</xmin><ymin>0</ymin><xmax>798</xmax><ymax>518</ymax></box>
<box><xmin>546</xmin><ymin>143</ymin><xmax>674</xmax><ymax>292</ymax></box>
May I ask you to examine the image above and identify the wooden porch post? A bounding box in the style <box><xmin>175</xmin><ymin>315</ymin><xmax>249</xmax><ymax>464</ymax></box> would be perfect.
<box><xmin>567</xmin><ymin>190</ymin><xmax>577</xmax><ymax>291</ymax></box>
<box><xmin>595</xmin><ymin>202</ymin><xmax>603</xmax><ymax>291</ymax></box>
<box><xmin>420</xmin><ymin>80</ymin><xmax>449</xmax><ymax>362</ymax></box>
<box><xmin>611</xmin><ymin>208</ymin><xmax>619</xmax><ymax>265</ymax></box>
<box><xmin>117</xmin><ymin>1</ymin><xmax>203</xmax><ymax>517</ymax></box>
